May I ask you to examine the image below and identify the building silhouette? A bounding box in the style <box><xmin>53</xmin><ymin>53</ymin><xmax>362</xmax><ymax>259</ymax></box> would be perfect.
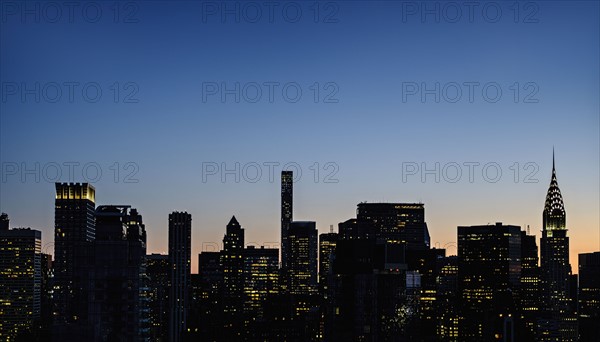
<box><xmin>288</xmin><ymin>221</ymin><xmax>318</xmax><ymax>295</ymax></box>
<box><xmin>243</xmin><ymin>245</ymin><xmax>279</xmax><ymax>333</ymax></box>
<box><xmin>221</xmin><ymin>216</ymin><xmax>245</xmax><ymax>338</ymax></box>
<box><xmin>146</xmin><ymin>253</ymin><xmax>169</xmax><ymax>341</ymax></box>
<box><xmin>88</xmin><ymin>206</ymin><xmax>149</xmax><ymax>341</ymax></box>
<box><xmin>578</xmin><ymin>252</ymin><xmax>600</xmax><ymax>341</ymax></box>
<box><xmin>168</xmin><ymin>211</ymin><xmax>192</xmax><ymax>342</ymax></box>
<box><xmin>458</xmin><ymin>222</ymin><xmax>522</xmax><ymax>341</ymax></box>
<box><xmin>539</xmin><ymin>153</ymin><xmax>577</xmax><ymax>340</ymax></box>
<box><xmin>0</xmin><ymin>227</ymin><xmax>42</xmax><ymax>341</ymax></box>
<box><xmin>53</xmin><ymin>183</ymin><xmax>95</xmax><ymax>336</ymax></box>
<box><xmin>280</xmin><ymin>171</ymin><xmax>294</xmax><ymax>290</ymax></box>
<box><xmin>318</xmin><ymin>228</ymin><xmax>338</xmax><ymax>295</ymax></box>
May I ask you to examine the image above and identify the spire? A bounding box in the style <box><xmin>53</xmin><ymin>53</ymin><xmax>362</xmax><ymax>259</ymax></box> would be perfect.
<box><xmin>544</xmin><ymin>150</ymin><xmax>565</xmax><ymax>216</ymax></box>
<box><xmin>552</xmin><ymin>146</ymin><xmax>555</xmax><ymax>170</ymax></box>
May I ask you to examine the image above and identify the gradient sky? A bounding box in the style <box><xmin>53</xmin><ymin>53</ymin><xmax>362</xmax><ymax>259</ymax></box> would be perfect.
<box><xmin>1</xmin><ymin>0</ymin><xmax>598</xmax><ymax>273</ymax></box>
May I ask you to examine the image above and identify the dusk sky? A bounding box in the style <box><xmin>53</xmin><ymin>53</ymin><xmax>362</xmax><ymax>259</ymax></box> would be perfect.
<box><xmin>1</xmin><ymin>0</ymin><xmax>598</xmax><ymax>273</ymax></box>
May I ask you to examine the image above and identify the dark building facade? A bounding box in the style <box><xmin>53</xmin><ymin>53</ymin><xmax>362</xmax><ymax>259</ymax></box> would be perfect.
<box><xmin>146</xmin><ymin>253</ymin><xmax>170</xmax><ymax>341</ymax></box>
<box><xmin>221</xmin><ymin>216</ymin><xmax>245</xmax><ymax>338</ymax></box>
<box><xmin>281</xmin><ymin>171</ymin><xmax>294</xmax><ymax>283</ymax></box>
<box><xmin>168</xmin><ymin>211</ymin><xmax>192</xmax><ymax>342</ymax></box>
<box><xmin>288</xmin><ymin>221</ymin><xmax>318</xmax><ymax>295</ymax></box>
<box><xmin>356</xmin><ymin>202</ymin><xmax>430</xmax><ymax>252</ymax></box>
<box><xmin>54</xmin><ymin>183</ymin><xmax>95</xmax><ymax>328</ymax></box>
<box><xmin>0</xmin><ymin>227</ymin><xmax>42</xmax><ymax>341</ymax></box>
<box><xmin>243</xmin><ymin>246</ymin><xmax>279</xmax><ymax>329</ymax></box>
<box><xmin>88</xmin><ymin>206</ymin><xmax>148</xmax><ymax>341</ymax></box>
<box><xmin>578</xmin><ymin>252</ymin><xmax>600</xmax><ymax>341</ymax></box>
<box><xmin>458</xmin><ymin>222</ymin><xmax>522</xmax><ymax>341</ymax></box>
<box><xmin>319</xmin><ymin>230</ymin><xmax>338</xmax><ymax>295</ymax></box>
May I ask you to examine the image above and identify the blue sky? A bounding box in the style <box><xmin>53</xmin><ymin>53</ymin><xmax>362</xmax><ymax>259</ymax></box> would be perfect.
<box><xmin>1</xmin><ymin>0</ymin><xmax>598</xmax><ymax>271</ymax></box>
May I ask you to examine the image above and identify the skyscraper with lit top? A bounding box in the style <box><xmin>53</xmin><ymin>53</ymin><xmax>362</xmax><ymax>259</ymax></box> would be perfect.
<box><xmin>539</xmin><ymin>152</ymin><xmax>577</xmax><ymax>340</ymax></box>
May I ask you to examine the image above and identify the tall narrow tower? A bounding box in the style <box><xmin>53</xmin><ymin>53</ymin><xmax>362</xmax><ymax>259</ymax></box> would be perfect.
<box><xmin>540</xmin><ymin>151</ymin><xmax>577</xmax><ymax>340</ymax></box>
<box><xmin>168</xmin><ymin>211</ymin><xmax>192</xmax><ymax>342</ymax></box>
<box><xmin>54</xmin><ymin>183</ymin><xmax>95</xmax><ymax>326</ymax></box>
<box><xmin>281</xmin><ymin>171</ymin><xmax>293</xmax><ymax>271</ymax></box>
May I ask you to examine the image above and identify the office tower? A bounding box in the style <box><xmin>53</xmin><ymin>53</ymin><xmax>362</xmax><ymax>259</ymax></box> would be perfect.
<box><xmin>325</xmin><ymin>238</ymin><xmax>407</xmax><ymax>341</ymax></box>
<box><xmin>194</xmin><ymin>251</ymin><xmax>223</xmax><ymax>340</ymax></box>
<box><xmin>222</xmin><ymin>216</ymin><xmax>245</xmax><ymax>338</ymax></box>
<box><xmin>0</xmin><ymin>212</ymin><xmax>8</xmax><ymax>230</ymax></box>
<box><xmin>0</xmin><ymin>227</ymin><xmax>42</xmax><ymax>341</ymax></box>
<box><xmin>356</xmin><ymin>202</ymin><xmax>430</xmax><ymax>251</ymax></box>
<box><xmin>147</xmin><ymin>254</ymin><xmax>170</xmax><ymax>341</ymax></box>
<box><xmin>458</xmin><ymin>222</ymin><xmax>522</xmax><ymax>341</ymax></box>
<box><xmin>435</xmin><ymin>255</ymin><xmax>459</xmax><ymax>341</ymax></box>
<box><xmin>88</xmin><ymin>206</ymin><xmax>148</xmax><ymax>341</ymax></box>
<box><xmin>243</xmin><ymin>246</ymin><xmax>279</xmax><ymax>323</ymax></box>
<box><xmin>338</xmin><ymin>218</ymin><xmax>358</xmax><ymax>240</ymax></box>
<box><xmin>519</xmin><ymin>229</ymin><xmax>540</xmax><ymax>339</ymax></box>
<box><xmin>281</xmin><ymin>171</ymin><xmax>293</xmax><ymax>272</ymax></box>
<box><xmin>539</xmin><ymin>153</ymin><xmax>577</xmax><ymax>340</ymax></box>
<box><xmin>318</xmin><ymin>229</ymin><xmax>338</xmax><ymax>295</ymax></box>
<box><xmin>168</xmin><ymin>211</ymin><xmax>192</xmax><ymax>342</ymax></box>
<box><xmin>578</xmin><ymin>252</ymin><xmax>600</xmax><ymax>341</ymax></box>
<box><xmin>288</xmin><ymin>221</ymin><xmax>318</xmax><ymax>295</ymax></box>
<box><xmin>54</xmin><ymin>183</ymin><xmax>95</xmax><ymax>326</ymax></box>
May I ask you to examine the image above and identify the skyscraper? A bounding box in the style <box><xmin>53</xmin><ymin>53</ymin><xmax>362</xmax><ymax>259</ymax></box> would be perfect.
<box><xmin>281</xmin><ymin>171</ymin><xmax>293</xmax><ymax>272</ymax></box>
<box><xmin>0</xmin><ymin>227</ymin><xmax>42</xmax><ymax>341</ymax></box>
<box><xmin>356</xmin><ymin>202</ymin><xmax>430</xmax><ymax>251</ymax></box>
<box><xmin>458</xmin><ymin>222</ymin><xmax>522</xmax><ymax>341</ymax></box>
<box><xmin>88</xmin><ymin>206</ymin><xmax>148</xmax><ymax>341</ymax></box>
<box><xmin>54</xmin><ymin>183</ymin><xmax>95</xmax><ymax>327</ymax></box>
<box><xmin>578</xmin><ymin>252</ymin><xmax>600</xmax><ymax>341</ymax></box>
<box><xmin>318</xmin><ymin>229</ymin><xmax>338</xmax><ymax>295</ymax></box>
<box><xmin>222</xmin><ymin>216</ymin><xmax>245</xmax><ymax>338</ymax></box>
<box><xmin>288</xmin><ymin>221</ymin><xmax>318</xmax><ymax>295</ymax></box>
<box><xmin>243</xmin><ymin>246</ymin><xmax>279</xmax><ymax>323</ymax></box>
<box><xmin>168</xmin><ymin>211</ymin><xmax>192</xmax><ymax>342</ymax></box>
<box><xmin>539</xmin><ymin>153</ymin><xmax>577</xmax><ymax>340</ymax></box>
<box><xmin>519</xmin><ymin>229</ymin><xmax>540</xmax><ymax>339</ymax></box>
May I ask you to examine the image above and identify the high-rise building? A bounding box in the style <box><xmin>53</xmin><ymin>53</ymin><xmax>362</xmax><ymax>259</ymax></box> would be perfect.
<box><xmin>519</xmin><ymin>229</ymin><xmax>540</xmax><ymax>339</ymax></box>
<box><xmin>325</xmin><ymin>238</ymin><xmax>407</xmax><ymax>341</ymax></box>
<box><xmin>146</xmin><ymin>253</ymin><xmax>170</xmax><ymax>341</ymax></box>
<box><xmin>356</xmin><ymin>202</ymin><xmax>430</xmax><ymax>251</ymax></box>
<box><xmin>88</xmin><ymin>206</ymin><xmax>148</xmax><ymax>341</ymax></box>
<box><xmin>243</xmin><ymin>246</ymin><xmax>279</xmax><ymax>322</ymax></box>
<box><xmin>221</xmin><ymin>216</ymin><xmax>245</xmax><ymax>338</ymax></box>
<box><xmin>281</xmin><ymin>171</ymin><xmax>293</xmax><ymax>272</ymax></box>
<box><xmin>54</xmin><ymin>183</ymin><xmax>95</xmax><ymax>326</ymax></box>
<box><xmin>318</xmin><ymin>229</ymin><xmax>338</xmax><ymax>295</ymax></box>
<box><xmin>578</xmin><ymin>252</ymin><xmax>600</xmax><ymax>341</ymax></box>
<box><xmin>0</xmin><ymin>227</ymin><xmax>42</xmax><ymax>341</ymax></box>
<box><xmin>435</xmin><ymin>255</ymin><xmax>459</xmax><ymax>341</ymax></box>
<box><xmin>288</xmin><ymin>221</ymin><xmax>318</xmax><ymax>295</ymax></box>
<box><xmin>168</xmin><ymin>211</ymin><xmax>192</xmax><ymax>342</ymax></box>
<box><xmin>193</xmin><ymin>251</ymin><xmax>223</xmax><ymax>340</ymax></box>
<box><xmin>539</xmin><ymin>153</ymin><xmax>577</xmax><ymax>340</ymax></box>
<box><xmin>458</xmin><ymin>222</ymin><xmax>522</xmax><ymax>341</ymax></box>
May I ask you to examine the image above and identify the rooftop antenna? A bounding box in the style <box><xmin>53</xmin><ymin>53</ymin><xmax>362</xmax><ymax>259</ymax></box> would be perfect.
<box><xmin>527</xmin><ymin>225</ymin><xmax>530</xmax><ymax>235</ymax></box>
<box><xmin>330</xmin><ymin>224</ymin><xmax>334</xmax><ymax>234</ymax></box>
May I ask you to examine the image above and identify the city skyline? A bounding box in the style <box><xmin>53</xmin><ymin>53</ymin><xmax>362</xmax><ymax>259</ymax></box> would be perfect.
<box><xmin>1</xmin><ymin>152</ymin><xmax>597</xmax><ymax>274</ymax></box>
